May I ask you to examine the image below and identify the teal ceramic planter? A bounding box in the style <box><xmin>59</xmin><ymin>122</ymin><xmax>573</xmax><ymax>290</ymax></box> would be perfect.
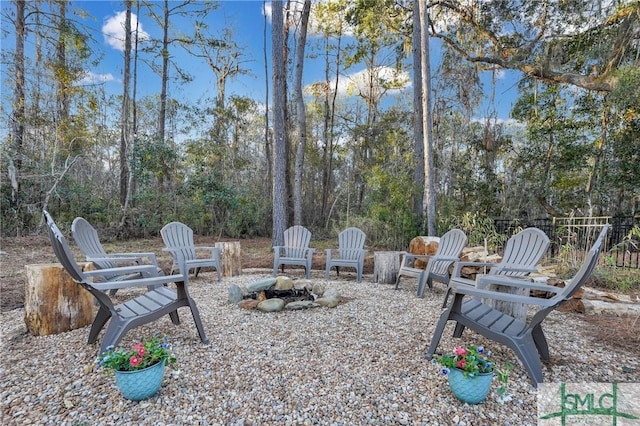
<box><xmin>114</xmin><ymin>359</ymin><xmax>166</xmax><ymax>401</ymax></box>
<box><xmin>447</xmin><ymin>368</ymin><xmax>493</xmax><ymax>404</ymax></box>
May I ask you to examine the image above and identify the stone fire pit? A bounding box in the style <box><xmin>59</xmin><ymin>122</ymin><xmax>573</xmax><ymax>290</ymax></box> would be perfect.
<box><xmin>227</xmin><ymin>276</ymin><xmax>342</xmax><ymax>312</ymax></box>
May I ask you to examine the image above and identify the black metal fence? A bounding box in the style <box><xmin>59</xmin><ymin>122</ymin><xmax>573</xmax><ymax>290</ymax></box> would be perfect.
<box><xmin>494</xmin><ymin>216</ymin><xmax>640</xmax><ymax>269</ymax></box>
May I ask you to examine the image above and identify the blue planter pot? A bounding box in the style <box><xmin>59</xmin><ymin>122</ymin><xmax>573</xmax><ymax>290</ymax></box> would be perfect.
<box><xmin>114</xmin><ymin>359</ymin><xmax>166</xmax><ymax>401</ymax></box>
<box><xmin>447</xmin><ymin>368</ymin><xmax>493</xmax><ymax>404</ymax></box>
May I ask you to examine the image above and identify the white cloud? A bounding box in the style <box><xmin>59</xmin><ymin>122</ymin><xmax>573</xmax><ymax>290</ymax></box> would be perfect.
<box><xmin>305</xmin><ymin>66</ymin><xmax>411</xmax><ymax>99</ymax></box>
<box><xmin>339</xmin><ymin>67</ymin><xmax>410</xmax><ymax>97</ymax></box>
<box><xmin>78</xmin><ymin>71</ymin><xmax>116</xmax><ymax>85</ymax></box>
<box><xmin>102</xmin><ymin>11</ymin><xmax>150</xmax><ymax>52</ymax></box>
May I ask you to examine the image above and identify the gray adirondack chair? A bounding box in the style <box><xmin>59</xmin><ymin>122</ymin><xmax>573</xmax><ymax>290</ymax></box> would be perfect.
<box><xmin>72</xmin><ymin>217</ymin><xmax>162</xmax><ymax>294</ymax></box>
<box><xmin>161</xmin><ymin>222</ymin><xmax>222</xmax><ymax>281</ymax></box>
<box><xmin>443</xmin><ymin>227</ymin><xmax>550</xmax><ymax>307</ymax></box>
<box><xmin>395</xmin><ymin>229</ymin><xmax>468</xmax><ymax>297</ymax></box>
<box><xmin>426</xmin><ymin>225</ymin><xmax>609</xmax><ymax>385</ymax></box>
<box><xmin>44</xmin><ymin>211</ymin><xmax>209</xmax><ymax>353</ymax></box>
<box><xmin>273</xmin><ymin>225</ymin><xmax>316</xmax><ymax>279</ymax></box>
<box><xmin>325</xmin><ymin>227</ymin><xmax>368</xmax><ymax>283</ymax></box>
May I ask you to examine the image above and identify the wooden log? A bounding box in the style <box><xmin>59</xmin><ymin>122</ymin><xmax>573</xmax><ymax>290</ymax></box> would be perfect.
<box><xmin>373</xmin><ymin>251</ymin><xmax>401</xmax><ymax>284</ymax></box>
<box><xmin>24</xmin><ymin>263</ymin><xmax>94</xmax><ymax>336</ymax></box>
<box><xmin>483</xmin><ymin>284</ymin><xmax>529</xmax><ymax>321</ymax></box>
<box><xmin>409</xmin><ymin>237</ymin><xmax>440</xmax><ymax>269</ymax></box>
<box><xmin>215</xmin><ymin>241</ymin><xmax>242</xmax><ymax>277</ymax></box>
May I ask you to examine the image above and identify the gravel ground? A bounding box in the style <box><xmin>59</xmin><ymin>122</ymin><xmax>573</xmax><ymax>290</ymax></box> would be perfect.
<box><xmin>1</xmin><ymin>269</ymin><xmax>638</xmax><ymax>426</ymax></box>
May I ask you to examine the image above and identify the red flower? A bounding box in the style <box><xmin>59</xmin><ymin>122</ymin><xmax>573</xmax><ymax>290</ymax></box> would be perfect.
<box><xmin>129</xmin><ymin>356</ymin><xmax>142</xmax><ymax>367</ymax></box>
<box><xmin>454</xmin><ymin>347</ymin><xmax>467</xmax><ymax>356</ymax></box>
<box><xmin>457</xmin><ymin>359</ymin><xmax>466</xmax><ymax>369</ymax></box>
<box><xmin>132</xmin><ymin>342</ymin><xmax>145</xmax><ymax>357</ymax></box>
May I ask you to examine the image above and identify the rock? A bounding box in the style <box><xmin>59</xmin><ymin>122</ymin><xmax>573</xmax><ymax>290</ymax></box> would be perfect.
<box><xmin>284</xmin><ymin>301</ymin><xmax>320</xmax><ymax>310</ymax></box>
<box><xmin>246</xmin><ymin>278</ymin><xmax>277</xmax><ymax>292</ymax></box>
<box><xmin>312</xmin><ymin>283</ymin><xmax>325</xmax><ymax>297</ymax></box>
<box><xmin>238</xmin><ymin>299</ymin><xmax>260</xmax><ymax>310</ymax></box>
<box><xmin>228</xmin><ymin>284</ymin><xmax>244</xmax><ymax>304</ymax></box>
<box><xmin>323</xmin><ymin>287</ymin><xmax>340</xmax><ymax>299</ymax></box>
<box><xmin>257</xmin><ymin>298</ymin><xmax>285</xmax><ymax>312</ymax></box>
<box><xmin>316</xmin><ymin>295</ymin><xmax>340</xmax><ymax>308</ymax></box>
<box><xmin>274</xmin><ymin>276</ymin><xmax>294</xmax><ymax>290</ymax></box>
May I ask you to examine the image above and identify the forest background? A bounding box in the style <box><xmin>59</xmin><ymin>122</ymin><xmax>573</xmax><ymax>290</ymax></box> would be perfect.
<box><xmin>1</xmin><ymin>0</ymin><xmax>639</xmax><ymax>251</ymax></box>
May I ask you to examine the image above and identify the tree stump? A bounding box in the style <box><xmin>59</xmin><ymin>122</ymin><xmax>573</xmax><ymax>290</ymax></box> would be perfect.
<box><xmin>215</xmin><ymin>241</ymin><xmax>242</xmax><ymax>277</ymax></box>
<box><xmin>24</xmin><ymin>263</ymin><xmax>95</xmax><ymax>336</ymax></box>
<box><xmin>483</xmin><ymin>284</ymin><xmax>528</xmax><ymax>321</ymax></box>
<box><xmin>373</xmin><ymin>251</ymin><xmax>401</xmax><ymax>284</ymax></box>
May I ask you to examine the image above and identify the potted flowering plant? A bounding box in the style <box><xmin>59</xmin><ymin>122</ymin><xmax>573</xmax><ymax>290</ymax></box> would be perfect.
<box><xmin>96</xmin><ymin>334</ymin><xmax>176</xmax><ymax>400</ymax></box>
<box><xmin>432</xmin><ymin>344</ymin><xmax>496</xmax><ymax>404</ymax></box>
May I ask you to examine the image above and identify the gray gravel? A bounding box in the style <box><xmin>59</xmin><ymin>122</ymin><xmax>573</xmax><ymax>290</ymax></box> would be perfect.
<box><xmin>1</xmin><ymin>270</ymin><xmax>638</xmax><ymax>425</ymax></box>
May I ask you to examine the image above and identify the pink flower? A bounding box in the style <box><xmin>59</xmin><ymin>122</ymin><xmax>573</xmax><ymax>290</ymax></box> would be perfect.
<box><xmin>454</xmin><ymin>346</ymin><xmax>467</xmax><ymax>356</ymax></box>
<box><xmin>132</xmin><ymin>342</ymin><xmax>145</xmax><ymax>357</ymax></box>
<box><xmin>129</xmin><ymin>356</ymin><xmax>142</xmax><ymax>367</ymax></box>
<box><xmin>457</xmin><ymin>359</ymin><xmax>466</xmax><ymax>369</ymax></box>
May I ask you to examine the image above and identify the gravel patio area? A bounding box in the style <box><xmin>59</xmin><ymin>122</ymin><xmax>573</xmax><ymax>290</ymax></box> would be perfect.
<box><xmin>1</xmin><ymin>269</ymin><xmax>638</xmax><ymax>425</ymax></box>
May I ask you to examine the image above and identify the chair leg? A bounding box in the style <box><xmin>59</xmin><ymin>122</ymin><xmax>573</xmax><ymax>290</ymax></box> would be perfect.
<box><xmin>394</xmin><ymin>273</ymin><xmax>402</xmax><ymax>290</ymax></box>
<box><xmin>215</xmin><ymin>267</ymin><xmax>222</xmax><ymax>282</ymax></box>
<box><xmin>187</xmin><ymin>299</ymin><xmax>209</xmax><ymax>344</ymax></box>
<box><xmin>88</xmin><ymin>306</ymin><xmax>111</xmax><ymax>345</ymax></box>
<box><xmin>168</xmin><ymin>310</ymin><xmax>180</xmax><ymax>325</ymax></box>
<box><xmin>101</xmin><ymin>320</ymin><xmax>128</xmax><ymax>353</ymax></box>
<box><xmin>514</xmin><ymin>337</ymin><xmax>544</xmax><ymax>385</ymax></box>
<box><xmin>426</xmin><ymin>308</ymin><xmax>452</xmax><ymax>359</ymax></box>
<box><xmin>416</xmin><ymin>272</ymin><xmax>427</xmax><ymax>297</ymax></box>
<box><xmin>194</xmin><ymin>267</ymin><xmax>201</xmax><ymax>278</ymax></box>
<box><xmin>325</xmin><ymin>265</ymin><xmax>331</xmax><ymax>281</ymax></box>
<box><xmin>441</xmin><ymin>287</ymin><xmax>452</xmax><ymax>308</ymax></box>
<box><xmin>532</xmin><ymin>325</ymin><xmax>550</xmax><ymax>361</ymax></box>
<box><xmin>453</xmin><ymin>322</ymin><xmax>466</xmax><ymax>338</ymax></box>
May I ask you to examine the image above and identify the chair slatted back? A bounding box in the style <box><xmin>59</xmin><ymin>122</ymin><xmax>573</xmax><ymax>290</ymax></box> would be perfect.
<box><xmin>430</xmin><ymin>229</ymin><xmax>468</xmax><ymax>276</ymax></box>
<box><xmin>161</xmin><ymin>222</ymin><xmax>198</xmax><ymax>261</ymax></box>
<box><xmin>495</xmin><ymin>227</ymin><xmax>550</xmax><ymax>277</ymax></box>
<box><xmin>283</xmin><ymin>225</ymin><xmax>312</xmax><ymax>258</ymax></box>
<box><xmin>338</xmin><ymin>227</ymin><xmax>366</xmax><ymax>260</ymax></box>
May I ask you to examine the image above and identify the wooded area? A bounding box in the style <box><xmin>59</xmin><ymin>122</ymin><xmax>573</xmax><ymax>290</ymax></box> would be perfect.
<box><xmin>1</xmin><ymin>0</ymin><xmax>638</xmax><ymax>249</ymax></box>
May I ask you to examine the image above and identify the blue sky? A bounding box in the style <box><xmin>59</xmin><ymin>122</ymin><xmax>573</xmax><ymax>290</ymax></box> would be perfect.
<box><xmin>4</xmin><ymin>1</ymin><xmax>521</xmax><ymax>123</ymax></box>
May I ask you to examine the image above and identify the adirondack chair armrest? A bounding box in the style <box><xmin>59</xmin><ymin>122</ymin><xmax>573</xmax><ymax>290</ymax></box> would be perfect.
<box><xmin>108</xmin><ymin>252</ymin><xmax>159</xmax><ymax>265</ymax></box>
<box><xmin>84</xmin><ymin>264</ymin><xmax>159</xmax><ymax>278</ymax></box>
<box><xmin>272</xmin><ymin>245</ymin><xmax>284</xmax><ymax>254</ymax></box>
<box><xmin>452</xmin><ymin>261</ymin><xmax>497</xmax><ymax>277</ymax></box>
<box><xmin>87</xmin><ymin>255</ymin><xmax>142</xmax><ymax>263</ymax></box>
<box><xmin>194</xmin><ymin>246</ymin><xmax>220</xmax><ymax>258</ymax></box>
<box><xmin>92</xmin><ymin>273</ymin><xmax>187</xmax><ymax>291</ymax></box>
<box><xmin>87</xmin><ymin>253</ymin><xmax>158</xmax><ymax>266</ymax></box>
<box><xmin>494</xmin><ymin>263</ymin><xmax>539</xmax><ymax>274</ymax></box>
<box><xmin>474</xmin><ymin>274</ymin><xmax>564</xmax><ymax>293</ymax></box>
<box><xmin>450</xmin><ymin>281</ymin><xmax>556</xmax><ymax>308</ymax></box>
<box><xmin>305</xmin><ymin>248</ymin><xmax>316</xmax><ymax>258</ymax></box>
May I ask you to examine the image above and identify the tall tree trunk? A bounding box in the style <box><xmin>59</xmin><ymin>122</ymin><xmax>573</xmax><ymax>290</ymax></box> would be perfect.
<box><xmin>158</xmin><ymin>0</ymin><xmax>169</xmax><ymax>141</ymax></box>
<box><xmin>292</xmin><ymin>0</ymin><xmax>311</xmax><ymax>225</ymax></box>
<box><xmin>9</xmin><ymin>0</ymin><xmax>26</xmax><ymax>235</ymax></box>
<box><xmin>129</xmin><ymin>0</ymin><xmax>141</xmax><ymax>205</ymax></box>
<box><xmin>320</xmin><ymin>30</ymin><xmax>342</xmax><ymax>222</ymax></box>
<box><xmin>55</xmin><ymin>0</ymin><xmax>69</xmax><ymax>122</ymax></box>
<box><xmin>119</xmin><ymin>1</ymin><xmax>132</xmax><ymax>209</ymax></box>
<box><xmin>412</xmin><ymin>0</ymin><xmax>424</xmax><ymax>219</ymax></box>
<box><xmin>418</xmin><ymin>0</ymin><xmax>436</xmax><ymax>235</ymax></box>
<box><xmin>263</xmin><ymin>0</ymin><xmax>272</xmax><ymax>195</ymax></box>
<box><xmin>272</xmin><ymin>0</ymin><xmax>288</xmax><ymax>246</ymax></box>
